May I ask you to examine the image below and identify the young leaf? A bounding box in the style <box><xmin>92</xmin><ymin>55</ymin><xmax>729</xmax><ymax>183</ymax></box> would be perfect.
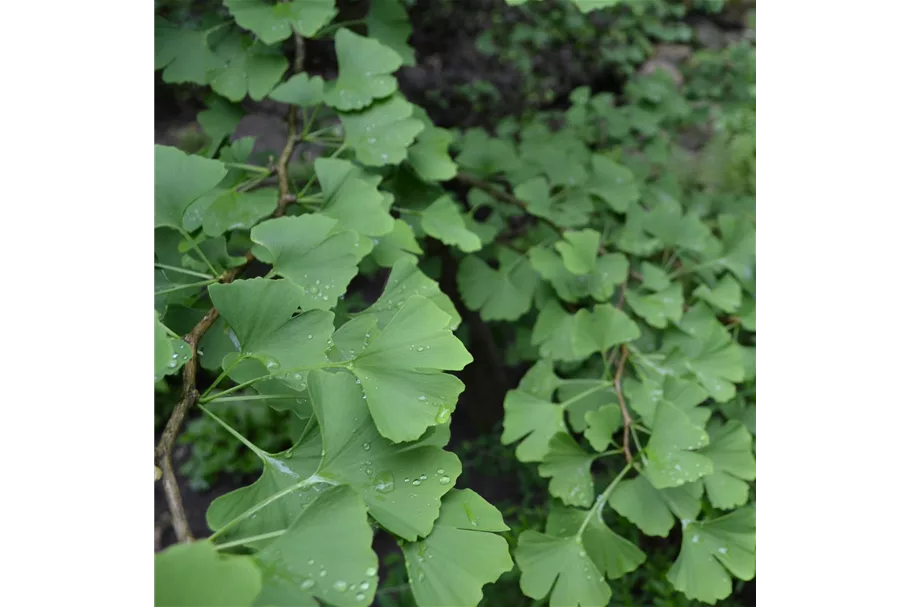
<box><xmin>408</xmin><ymin>127</ymin><xmax>458</xmax><ymax>181</ymax></box>
<box><xmin>639</xmin><ymin>261</ymin><xmax>671</xmax><ymax>291</ymax></box>
<box><xmin>268</xmin><ymin>72</ymin><xmax>325</xmax><ymax>107</ymax></box>
<box><xmin>529</xmin><ymin>245</ymin><xmax>627</xmax><ymax>303</ymax></box>
<box><xmin>324</xmin><ymin>28</ymin><xmax>402</xmax><ymax>110</ymax></box>
<box><xmin>339</xmin><ymin>95</ymin><xmax>425</xmax><ymax>166</ymax></box>
<box><xmin>154</xmin><ymin>313</ymin><xmax>191</xmax><ymax>381</ymax></box>
<box><xmin>224</xmin><ymin>0</ymin><xmax>337</xmax><ymax>45</ymax></box>
<box><xmin>154</xmin><ymin>145</ymin><xmax>227</xmax><ymax>229</ymax></box>
<box><xmin>251</xmin><ymin>214</ymin><xmax>360</xmax><ymax>310</ymax></box>
<box><xmin>254</xmin><ymin>486</ymin><xmax>378</xmax><ymax>606</ymax></box>
<box><xmin>699</xmin><ymin>421</ymin><xmax>756</xmax><ymax>510</ymax></box>
<box><xmin>607</xmin><ymin>475</ymin><xmax>703</xmax><ymax>537</ymax></box>
<box><xmin>515</xmin><ymin>531</ymin><xmax>613</xmax><ymax>607</ymax></box>
<box><xmin>583</xmin><ymin>405</ymin><xmax>622</xmax><ymax>452</ymax></box>
<box><xmin>588</xmin><ymin>304</ymin><xmax>641</xmax><ymax>351</ymax></box>
<box><xmin>209</xmin><ymin>34</ymin><xmax>288</xmax><ymax>102</ymax></box>
<box><xmin>371</xmin><ymin>219</ymin><xmax>423</xmax><ymax>267</ymax></box>
<box><xmin>667</xmin><ymin>507</ymin><xmax>756</xmax><ymax>604</ymax></box>
<box><xmin>155</xmin><ymin>541</ymin><xmax>261</xmax><ymax>607</ymax></box>
<box><xmin>539</xmin><ymin>433</ymin><xmax>597</xmax><ymax>507</ymax></box>
<box><xmin>457</xmin><ymin>249</ymin><xmax>537</xmax><ymax>321</ymax></box>
<box><xmin>402</xmin><ymin>490</ymin><xmax>513</xmax><ymax>607</ymax></box>
<box><xmin>555</xmin><ymin>229</ymin><xmax>601</xmax><ymax>275</ymax></box>
<box><xmin>531</xmin><ymin>302</ymin><xmax>599</xmax><ymax>362</ymax></box>
<box><xmin>366</xmin><ymin>0</ymin><xmax>416</xmax><ymax>66</ymax></box>
<box><xmin>421</xmin><ymin>196</ymin><xmax>482</xmax><ymax>253</ymax></box>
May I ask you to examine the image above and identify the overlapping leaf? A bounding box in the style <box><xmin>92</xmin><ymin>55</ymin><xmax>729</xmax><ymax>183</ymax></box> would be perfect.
<box><xmin>224</xmin><ymin>0</ymin><xmax>337</xmax><ymax>45</ymax></box>
<box><xmin>155</xmin><ymin>541</ymin><xmax>261</xmax><ymax>607</ymax></box>
<box><xmin>324</xmin><ymin>28</ymin><xmax>402</xmax><ymax>110</ymax></box>
<box><xmin>458</xmin><ymin>249</ymin><xmax>537</xmax><ymax>321</ymax></box>
<box><xmin>339</xmin><ymin>95</ymin><xmax>425</xmax><ymax>166</ymax></box>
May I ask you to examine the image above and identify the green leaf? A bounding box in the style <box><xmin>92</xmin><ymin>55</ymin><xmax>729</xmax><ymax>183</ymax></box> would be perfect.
<box><xmin>533</xmin><ymin>301</ymin><xmax>630</xmax><ymax>362</ymax></box>
<box><xmin>421</xmin><ymin>196</ymin><xmax>482</xmax><ymax>252</ymax></box>
<box><xmin>516</xmin><ymin>177</ymin><xmax>592</xmax><ymax>228</ymax></box>
<box><xmin>515</xmin><ymin>531</ymin><xmax>613</xmax><ymax>607</ymax></box>
<box><xmin>154</xmin><ymin>21</ymin><xmax>223</xmax><ymax>85</ymax></box>
<box><xmin>545</xmin><ymin>507</ymin><xmax>646</xmax><ymax>580</ymax></box>
<box><xmin>694</xmin><ymin>274</ymin><xmax>743</xmax><ymax>314</ymax></box>
<box><xmin>583</xmin><ymin>404</ymin><xmax>622</xmax><ymax>452</ymax></box>
<box><xmin>457</xmin><ymin>249</ymin><xmax>537</xmax><ymax>321</ymax></box>
<box><xmin>625</xmin><ymin>376</ymin><xmax>709</xmax><ymax>428</ymax></box>
<box><xmin>539</xmin><ymin>433</ymin><xmax>596</xmax><ymax>507</ymax></box>
<box><xmin>251</xmin><ymin>214</ymin><xmax>360</xmax><ymax>310</ymax></box>
<box><xmin>559</xmin><ymin>380</ymin><xmax>615</xmax><ymax>433</ymax></box>
<box><xmin>224</xmin><ymin>0</ymin><xmax>337</xmax><ymax>45</ymax></box>
<box><xmin>308</xmin><ymin>370</ymin><xmax>461</xmax><ymax>540</ymax></box>
<box><xmin>408</xmin><ymin>127</ymin><xmax>458</xmax><ymax>181</ymax></box>
<box><xmin>667</xmin><ymin>507</ymin><xmax>756</xmax><ymax>604</ymax></box>
<box><xmin>359</xmin><ymin>258</ymin><xmax>461</xmax><ymax>330</ymax></box>
<box><xmin>197</xmin><ymin>96</ymin><xmax>245</xmax><ymax>158</ymax></box>
<box><xmin>662</xmin><ymin>314</ymin><xmax>745</xmax><ymax>402</ymax></box>
<box><xmin>639</xmin><ymin>261</ymin><xmax>671</xmax><ymax>291</ymax></box>
<box><xmin>588</xmin><ymin>155</ymin><xmax>639</xmax><ymax>213</ymax></box>
<box><xmin>154</xmin><ymin>145</ymin><xmax>227</xmax><ymax>229</ymax></box>
<box><xmin>199</xmin><ymin>188</ymin><xmax>278</xmax><ymax>237</ymax></box>
<box><xmin>607</xmin><ymin>475</ymin><xmax>703</xmax><ymax>537</ymax></box>
<box><xmin>699</xmin><ymin>421</ymin><xmax>755</xmax><ymax>510</ymax></box>
<box><xmin>529</xmin><ymin>245</ymin><xmax>627</xmax><ymax>303</ymax></box>
<box><xmin>625</xmin><ymin>283</ymin><xmax>684</xmax><ymax>328</ymax></box>
<box><xmin>346</xmin><ymin>296</ymin><xmax>473</xmax><ymax>443</ymax></box>
<box><xmin>315</xmin><ymin>158</ymin><xmax>395</xmax><ymax>236</ymax></box>
<box><xmin>588</xmin><ymin>303</ymin><xmax>641</xmax><ymax>351</ymax></box>
<box><xmin>268</xmin><ymin>72</ymin><xmax>325</xmax><ymax>107</ymax></box>
<box><xmin>155</xmin><ymin>541</ymin><xmax>261</xmax><ymax>607</ymax></box>
<box><xmin>502</xmin><ymin>361</ymin><xmax>567</xmax><ymax>463</ymax></box>
<box><xmin>324</xmin><ymin>28</ymin><xmax>402</xmax><ymax>110</ymax></box>
<box><xmin>643</xmin><ymin>401</ymin><xmax>713</xmax><ymax>489</ymax></box>
<box><xmin>366</xmin><ymin>0</ymin><xmax>416</xmax><ymax>66</ymax></box>
<box><xmin>737</xmin><ymin>294</ymin><xmax>756</xmax><ymax>331</ymax></box>
<box><xmin>371</xmin><ymin>219</ymin><xmax>423</xmax><ymax>267</ymax></box>
<box><xmin>340</xmin><ymin>95</ymin><xmax>425</xmax><ymax>166</ymax></box>
<box><xmin>555</xmin><ymin>229</ymin><xmax>601</xmax><ymax>275</ymax></box>
<box><xmin>455</xmin><ymin>128</ymin><xmax>520</xmax><ymax>176</ymax></box>
<box><xmin>402</xmin><ymin>490</ymin><xmax>513</xmax><ymax>606</ymax></box>
<box><xmin>208</xmin><ymin>278</ymin><xmax>335</xmax><ymax>374</ymax></box>
<box><xmin>254</xmin><ymin>486</ymin><xmax>377</xmax><ymax>606</ymax></box>
<box><xmin>209</xmin><ymin>34</ymin><xmax>289</xmax><ymax>102</ymax></box>
<box><xmin>154</xmin><ymin>313</ymin><xmax>191</xmax><ymax>381</ymax></box>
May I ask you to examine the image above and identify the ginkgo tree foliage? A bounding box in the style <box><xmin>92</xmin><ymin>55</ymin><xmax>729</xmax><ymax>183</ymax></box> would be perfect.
<box><xmin>154</xmin><ymin>0</ymin><xmax>754</xmax><ymax>606</ymax></box>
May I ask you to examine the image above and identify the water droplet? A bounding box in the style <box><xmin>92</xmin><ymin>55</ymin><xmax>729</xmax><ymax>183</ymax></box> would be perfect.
<box><xmin>417</xmin><ymin>346</ymin><xmax>425</xmax><ymax>352</ymax></box>
<box><xmin>374</xmin><ymin>471</ymin><xmax>394</xmax><ymax>494</ymax></box>
<box><xmin>301</xmin><ymin>578</ymin><xmax>315</xmax><ymax>590</ymax></box>
<box><xmin>437</xmin><ymin>469</ymin><xmax>445</xmax><ymax>474</ymax></box>
<box><xmin>365</xmin><ymin>467</ymin><xmax>374</xmax><ymax>476</ymax></box>
<box><xmin>355</xmin><ymin>378</ymin><xmax>361</xmax><ymax>384</ymax></box>
<box><xmin>439</xmin><ymin>476</ymin><xmax>451</xmax><ymax>485</ymax></box>
<box><xmin>168</xmin><ymin>360</ymin><xmax>177</xmax><ymax>368</ymax></box>
<box><xmin>363</xmin><ymin>442</ymin><xmax>371</xmax><ymax>451</ymax></box>
<box><xmin>404</xmin><ymin>477</ymin><xmax>411</xmax><ymax>483</ymax></box>
<box><xmin>348</xmin><ymin>583</ymin><xmax>357</xmax><ymax>591</ymax></box>
<box><xmin>419</xmin><ymin>474</ymin><xmax>427</xmax><ymax>480</ymax></box>
<box><xmin>412</xmin><ymin>480</ymin><xmax>421</xmax><ymax>486</ymax></box>
<box><xmin>418</xmin><ymin>395</ymin><xmax>426</xmax><ymax>401</ymax></box>
<box><xmin>307</xmin><ymin>334</ymin><xmax>313</xmax><ymax>339</ymax></box>
<box><xmin>333</xmin><ymin>580</ymin><xmax>348</xmax><ymax>592</ymax></box>
<box><xmin>355</xmin><ymin>593</ymin><xmax>366</xmax><ymax>601</ymax></box>
<box><xmin>359</xmin><ymin>581</ymin><xmax>370</xmax><ymax>591</ymax></box>
<box><xmin>307</xmin><ymin>559</ymin><xmax>315</xmax><ymax>565</ymax></box>
<box><xmin>434</xmin><ymin>406</ymin><xmax>452</xmax><ymax>424</ymax></box>
<box><xmin>366</xmin><ymin>566</ymin><xmax>378</xmax><ymax>576</ymax></box>
<box><xmin>319</xmin><ymin>569</ymin><xmax>328</xmax><ymax>577</ymax></box>
<box><xmin>718</xmin><ymin>546</ymin><xmax>728</xmax><ymax>554</ymax></box>
<box><xmin>171</xmin><ymin>353</ymin><xmax>178</xmax><ymax>359</ymax></box>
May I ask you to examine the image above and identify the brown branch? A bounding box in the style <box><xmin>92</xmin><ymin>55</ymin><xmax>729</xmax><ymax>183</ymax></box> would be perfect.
<box><xmin>154</xmin><ymin>34</ymin><xmax>306</xmax><ymax>544</ymax></box>
<box><xmin>614</xmin><ymin>345</ymin><xmax>634</xmax><ymax>465</ymax></box>
<box><xmin>454</xmin><ymin>171</ymin><xmax>563</xmax><ymax>235</ymax></box>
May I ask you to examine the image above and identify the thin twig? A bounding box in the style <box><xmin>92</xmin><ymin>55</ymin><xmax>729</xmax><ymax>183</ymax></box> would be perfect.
<box><xmin>614</xmin><ymin>345</ymin><xmax>634</xmax><ymax>465</ymax></box>
<box><xmin>454</xmin><ymin>171</ymin><xmax>563</xmax><ymax>234</ymax></box>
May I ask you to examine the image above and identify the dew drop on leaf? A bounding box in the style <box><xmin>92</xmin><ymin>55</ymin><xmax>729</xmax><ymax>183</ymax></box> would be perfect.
<box><xmin>439</xmin><ymin>475</ymin><xmax>451</xmax><ymax>485</ymax></box>
<box><xmin>301</xmin><ymin>578</ymin><xmax>315</xmax><ymax>590</ymax></box>
<box><xmin>333</xmin><ymin>580</ymin><xmax>348</xmax><ymax>592</ymax></box>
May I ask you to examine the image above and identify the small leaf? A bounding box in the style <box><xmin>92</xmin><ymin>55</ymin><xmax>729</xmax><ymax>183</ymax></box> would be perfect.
<box><xmin>531</xmin><ymin>301</ymin><xmax>599</xmax><ymax>362</ymax></box>
<box><xmin>607</xmin><ymin>475</ymin><xmax>703</xmax><ymax>537</ymax></box>
<box><xmin>502</xmin><ymin>362</ymin><xmax>567</xmax><ymax>463</ymax></box>
<box><xmin>340</xmin><ymin>95</ymin><xmax>425</xmax><ymax>166</ymax></box>
<box><xmin>209</xmin><ymin>33</ymin><xmax>288</xmax><ymax>102</ymax></box>
<box><xmin>224</xmin><ymin>0</ymin><xmax>337</xmax><ymax>45</ymax></box>
<box><xmin>694</xmin><ymin>274</ymin><xmax>743</xmax><ymax>314</ymax></box>
<box><xmin>545</xmin><ymin>507</ymin><xmax>646</xmax><ymax>580</ymax></box>
<box><xmin>457</xmin><ymin>249</ymin><xmax>537</xmax><ymax>321</ymax></box>
<box><xmin>155</xmin><ymin>145</ymin><xmax>227</xmax><ymax>230</ymax></box>
<box><xmin>371</xmin><ymin>219</ymin><xmax>423</xmax><ymax>267</ymax></box>
<box><xmin>402</xmin><ymin>490</ymin><xmax>513</xmax><ymax>606</ymax></box>
<box><xmin>315</xmin><ymin>158</ymin><xmax>394</xmax><ymax>237</ymax></box>
<box><xmin>625</xmin><ymin>283</ymin><xmax>684</xmax><ymax>328</ymax></box>
<box><xmin>154</xmin><ymin>313</ymin><xmax>191</xmax><ymax>381</ymax></box>
<box><xmin>699</xmin><ymin>421</ymin><xmax>756</xmax><ymax>510</ymax></box>
<box><xmin>529</xmin><ymin>245</ymin><xmax>627</xmax><ymax>303</ymax></box>
<box><xmin>539</xmin><ymin>433</ymin><xmax>596</xmax><ymax>507</ymax></box>
<box><xmin>268</xmin><ymin>72</ymin><xmax>325</xmax><ymax>107</ymax></box>
<box><xmin>408</xmin><ymin>127</ymin><xmax>458</xmax><ymax>181</ymax></box>
<box><xmin>324</xmin><ymin>28</ymin><xmax>402</xmax><ymax>110</ymax></box>
<box><xmin>588</xmin><ymin>155</ymin><xmax>639</xmax><ymax>213</ymax></box>
<box><xmin>455</xmin><ymin>128</ymin><xmax>520</xmax><ymax>176</ymax></box>
<box><xmin>155</xmin><ymin>541</ymin><xmax>261</xmax><ymax>607</ymax></box>
<box><xmin>555</xmin><ymin>229</ymin><xmax>601</xmax><ymax>275</ymax></box>
<box><xmin>154</xmin><ymin>20</ymin><xmax>223</xmax><ymax>85</ymax></box>
<box><xmin>200</xmin><ymin>188</ymin><xmax>278</xmax><ymax>237</ymax></box>
<box><xmin>515</xmin><ymin>531</ymin><xmax>613</xmax><ymax>607</ymax></box>
<box><xmin>583</xmin><ymin>405</ymin><xmax>622</xmax><ymax>452</ymax></box>
<box><xmin>366</xmin><ymin>0</ymin><xmax>416</xmax><ymax>66</ymax></box>
<box><xmin>639</xmin><ymin>262</ymin><xmax>671</xmax><ymax>291</ymax></box>
<box><xmin>643</xmin><ymin>401</ymin><xmax>713</xmax><ymax>489</ymax></box>
<box><xmin>588</xmin><ymin>303</ymin><xmax>641</xmax><ymax>351</ymax></box>
<box><xmin>421</xmin><ymin>196</ymin><xmax>482</xmax><ymax>252</ymax></box>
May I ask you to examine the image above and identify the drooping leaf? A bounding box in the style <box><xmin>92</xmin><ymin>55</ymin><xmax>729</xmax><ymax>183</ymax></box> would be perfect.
<box><xmin>366</xmin><ymin>0</ymin><xmax>416</xmax><ymax>66</ymax></box>
<box><xmin>339</xmin><ymin>95</ymin><xmax>425</xmax><ymax>166</ymax></box>
<box><xmin>402</xmin><ymin>490</ymin><xmax>513</xmax><ymax>606</ymax></box>
<box><xmin>224</xmin><ymin>0</ymin><xmax>337</xmax><ymax>45</ymax></box>
<box><xmin>699</xmin><ymin>421</ymin><xmax>756</xmax><ymax>510</ymax></box>
<box><xmin>539</xmin><ymin>433</ymin><xmax>596</xmax><ymax>507</ymax></box>
<box><xmin>421</xmin><ymin>196</ymin><xmax>482</xmax><ymax>253</ymax></box>
<box><xmin>324</xmin><ymin>28</ymin><xmax>402</xmax><ymax>110</ymax></box>
<box><xmin>268</xmin><ymin>72</ymin><xmax>325</xmax><ymax>107</ymax></box>
<box><xmin>457</xmin><ymin>249</ymin><xmax>537</xmax><ymax>321</ymax></box>
<box><xmin>154</xmin><ymin>145</ymin><xmax>227</xmax><ymax>229</ymax></box>
<box><xmin>607</xmin><ymin>474</ymin><xmax>703</xmax><ymax>537</ymax></box>
<box><xmin>358</xmin><ymin>258</ymin><xmax>461</xmax><ymax>330</ymax></box>
<box><xmin>155</xmin><ymin>541</ymin><xmax>262</xmax><ymax>607</ymax></box>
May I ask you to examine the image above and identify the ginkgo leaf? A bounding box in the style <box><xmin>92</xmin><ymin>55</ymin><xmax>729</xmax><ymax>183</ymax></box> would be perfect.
<box><xmin>516</xmin><ymin>176</ymin><xmax>591</xmax><ymax>228</ymax></box>
<box><xmin>224</xmin><ymin>0</ymin><xmax>337</xmax><ymax>45</ymax></box>
<box><xmin>583</xmin><ymin>405</ymin><xmax>622</xmax><ymax>452</ymax></box>
<box><xmin>607</xmin><ymin>475</ymin><xmax>703</xmax><ymax>537</ymax></box>
<box><xmin>529</xmin><ymin>245</ymin><xmax>627</xmax><ymax>303</ymax></box>
<box><xmin>559</xmin><ymin>380</ymin><xmax>615</xmax><ymax>432</ymax></box>
<box><xmin>539</xmin><ymin>433</ymin><xmax>596</xmax><ymax>507</ymax></box>
<box><xmin>502</xmin><ymin>361</ymin><xmax>567</xmax><ymax>463</ymax></box>
<box><xmin>625</xmin><ymin>283</ymin><xmax>684</xmax><ymax>328</ymax></box>
<box><xmin>371</xmin><ymin>219</ymin><xmax>423</xmax><ymax>267</ymax></box>
<box><xmin>737</xmin><ymin>294</ymin><xmax>756</xmax><ymax>331</ymax></box>
<box><xmin>208</xmin><ymin>278</ymin><xmax>335</xmax><ymax>373</ymax></box>
<box><xmin>717</xmin><ymin>214</ymin><xmax>756</xmax><ymax>283</ymax></box>
<box><xmin>408</xmin><ymin>127</ymin><xmax>458</xmax><ymax>181</ymax></box>
<box><xmin>515</xmin><ymin>531</ymin><xmax>613</xmax><ymax>607</ymax></box>
<box><xmin>154</xmin><ymin>541</ymin><xmax>262</xmax><ymax>607</ymax></box>
<box><xmin>366</xmin><ymin>0</ymin><xmax>415</xmax><ymax>66</ymax></box>
<box><xmin>614</xmin><ymin>203</ymin><xmax>662</xmax><ymax>256</ymax></box>
<box><xmin>667</xmin><ymin>507</ymin><xmax>756</xmax><ymax>604</ymax></box>
<box><xmin>346</xmin><ymin>296</ymin><xmax>473</xmax><ymax>443</ymax></box>
<box><xmin>308</xmin><ymin>370</ymin><xmax>461</xmax><ymax>540</ymax></box>
<box><xmin>358</xmin><ymin>258</ymin><xmax>461</xmax><ymax>330</ymax></box>
<box><xmin>694</xmin><ymin>274</ymin><xmax>743</xmax><ymax>314</ymax></box>
<box><xmin>421</xmin><ymin>196</ymin><xmax>482</xmax><ymax>252</ymax></box>
<box><xmin>154</xmin><ymin>20</ymin><xmax>224</xmax><ymax>85</ymax></box>
<box><xmin>588</xmin><ymin>303</ymin><xmax>641</xmax><ymax>351</ymax></box>
<box><xmin>197</xmin><ymin>96</ymin><xmax>245</xmax><ymax>158</ymax></box>
<box><xmin>209</xmin><ymin>33</ymin><xmax>288</xmax><ymax>102</ymax></box>
<box><xmin>531</xmin><ymin>301</ymin><xmax>599</xmax><ymax>362</ymax></box>
<box><xmin>339</xmin><ymin>95</ymin><xmax>424</xmax><ymax>166</ymax></box>
<box><xmin>154</xmin><ymin>145</ymin><xmax>227</xmax><ymax>229</ymax></box>
<box><xmin>699</xmin><ymin>421</ymin><xmax>756</xmax><ymax>510</ymax></box>
<box><xmin>457</xmin><ymin>249</ymin><xmax>537</xmax><ymax>321</ymax></box>
<box><xmin>625</xmin><ymin>375</ymin><xmax>709</xmax><ymax>428</ymax></box>
<box><xmin>588</xmin><ymin>155</ymin><xmax>639</xmax><ymax>213</ymax></box>
<box><xmin>251</xmin><ymin>214</ymin><xmax>359</xmax><ymax>311</ymax></box>
<box><xmin>545</xmin><ymin>507</ymin><xmax>646</xmax><ymax>580</ymax></box>
<box><xmin>643</xmin><ymin>401</ymin><xmax>713</xmax><ymax>489</ymax></box>
<box><xmin>641</xmin><ymin>196</ymin><xmax>713</xmax><ymax>254</ymax></box>
<box><xmin>254</xmin><ymin>486</ymin><xmax>377</xmax><ymax>607</ymax></box>
<box><xmin>402</xmin><ymin>490</ymin><xmax>513</xmax><ymax>607</ymax></box>
<box><xmin>555</xmin><ymin>229</ymin><xmax>601</xmax><ymax>275</ymax></box>
<box><xmin>639</xmin><ymin>261</ymin><xmax>671</xmax><ymax>291</ymax></box>
<box><xmin>315</xmin><ymin>158</ymin><xmax>395</xmax><ymax>237</ymax></box>
<box><xmin>268</xmin><ymin>72</ymin><xmax>325</xmax><ymax>107</ymax></box>
<box><xmin>324</xmin><ymin>28</ymin><xmax>402</xmax><ymax>110</ymax></box>
<box><xmin>154</xmin><ymin>313</ymin><xmax>191</xmax><ymax>381</ymax></box>
<box><xmin>198</xmin><ymin>188</ymin><xmax>278</xmax><ymax>236</ymax></box>
<box><xmin>662</xmin><ymin>320</ymin><xmax>745</xmax><ymax>403</ymax></box>
<box><xmin>455</xmin><ymin>128</ymin><xmax>520</xmax><ymax>176</ymax></box>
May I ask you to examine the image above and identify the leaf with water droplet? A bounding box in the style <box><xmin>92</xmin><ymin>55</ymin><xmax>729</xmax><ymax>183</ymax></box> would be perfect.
<box><xmin>224</xmin><ymin>0</ymin><xmax>337</xmax><ymax>45</ymax></box>
<box><xmin>607</xmin><ymin>474</ymin><xmax>703</xmax><ymax>538</ymax></box>
<box><xmin>667</xmin><ymin>506</ymin><xmax>756</xmax><ymax>604</ymax></box>
<box><xmin>155</xmin><ymin>541</ymin><xmax>261</xmax><ymax>607</ymax></box>
<box><xmin>698</xmin><ymin>421</ymin><xmax>755</xmax><ymax>510</ymax></box>
<box><xmin>208</xmin><ymin>32</ymin><xmax>289</xmax><ymax>102</ymax></box>
<box><xmin>502</xmin><ymin>361</ymin><xmax>568</xmax><ymax>463</ymax></box>
<box><xmin>625</xmin><ymin>283</ymin><xmax>684</xmax><ymax>329</ymax></box>
<box><xmin>269</xmin><ymin>72</ymin><xmax>325</xmax><ymax>107</ymax></box>
<box><xmin>154</xmin><ymin>145</ymin><xmax>227</xmax><ymax>230</ymax></box>
<box><xmin>254</xmin><ymin>486</ymin><xmax>378</xmax><ymax>607</ymax></box>
<box><xmin>251</xmin><ymin>214</ymin><xmax>361</xmax><ymax>311</ymax></box>
<box><xmin>154</xmin><ymin>312</ymin><xmax>191</xmax><ymax>382</ymax></box>
<box><xmin>420</xmin><ymin>195</ymin><xmax>482</xmax><ymax>253</ymax></box>
<box><xmin>641</xmin><ymin>400</ymin><xmax>713</xmax><ymax>489</ymax></box>
<box><xmin>529</xmin><ymin>244</ymin><xmax>628</xmax><ymax>303</ymax></box>
<box><xmin>539</xmin><ymin>433</ymin><xmax>597</xmax><ymax>507</ymax></box>
<box><xmin>401</xmin><ymin>490</ymin><xmax>513</xmax><ymax>607</ymax></box>
<box><xmin>324</xmin><ymin>28</ymin><xmax>402</xmax><ymax>110</ymax></box>
<box><xmin>339</xmin><ymin>95</ymin><xmax>424</xmax><ymax>167</ymax></box>
<box><xmin>154</xmin><ymin>19</ymin><xmax>224</xmax><ymax>86</ymax></box>
<box><xmin>371</xmin><ymin>219</ymin><xmax>423</xmax><ymax>268</ymax></box>
<box><xmin>408</xmin><ymin>126</ymin><xmax>457</xmax><ymax>181</ymax></box>
<box><xmin>514</xmin><ymin>530</ymin><xmax>612</xmax><ymax>607</ymax></box>
<box><xmin>583</xmin><ymin>404</ymin><xmax>622</xmax><ymax>452</ymax></box>
<box><xmin>587</xmin><ymin>154</ymin><xmax>639</xmax><ymax>213</ymax></box>
<box><xmin>315</xmin><ymin>158</ymin><xmax>395</xmax><ymax>237</ymax></box>
<box><xmin>359</xmin><ymin>258</ymin><xmax>460</xmax><ymax>329</ymax></box>
<box><xmin>545</xmin><ymin>506</ymin><xmax>645</xmax><ymax>581</ymax></box>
